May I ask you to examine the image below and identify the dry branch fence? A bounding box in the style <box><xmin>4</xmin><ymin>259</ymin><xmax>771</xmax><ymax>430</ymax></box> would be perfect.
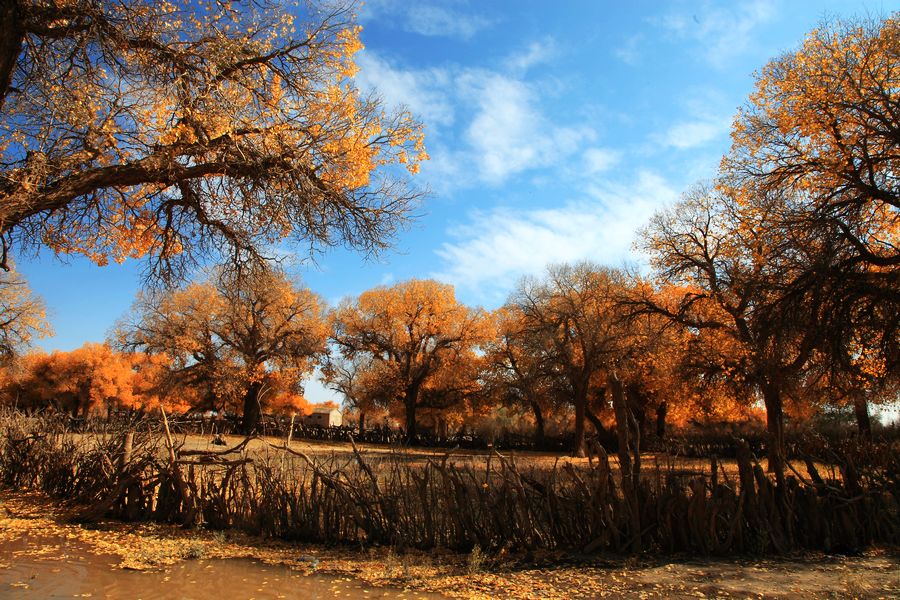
<box><xmin>0</xmin><ymin>410</ymin><xmax>897</xmax><ymax>555</ymax></box>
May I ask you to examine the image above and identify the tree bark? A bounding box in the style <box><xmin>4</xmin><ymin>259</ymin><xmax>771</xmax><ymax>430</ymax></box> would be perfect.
<box><xmin>585</xmin><ymin>406</ymin><xmax>608</xmax><ymax>437</ymax></box>
<box><xmin>610</xmin><ymin>372</ymin><xmax>641</xmax><ymax>552</ymax></box>
<box><xmin>404</xmin><ymin>383</ymin><xmax>419</xmax><ymax>444</ymax></box>
<box><xmin>853</xmin><ymin>395</ymin><xmax>872</xmax><ymax>441</ymax></box>
<box><xmin>655</xmin><ymin>401</ymin><xmax>667</xmax><ymax>440</ymax></box>
<box><xmin>626</xmin><ymin>384</ymin><xmax>650</xmax><ymax>438</ymax></box>
<box><xmin>610</xmin><ymin>375</ymin><xmax>634</xmax><ymax>481</ymax></box>
<box><xmin>572</xmin><ymin>380</ymin><xmax>587</xmax><ymax>457</ymax></box>
<box><xmin>761</xmin><ymin>381</ymin><xmax>785</xmax><ymax>486</ymax></box>
<box><xmin>358</xmin><ymin>411</ymin><xmax>366</xmax><ymax>434</ymax></box>
<box><xmin>0</xmin><ymin>0</ymin><xmax>24</xmax><ymax>112</ymax></box>
<box><xmin>240</xmin><ymin>380</ymin><xmax>263</xmax><ymax>435</ymax></box>
<box><xmin>529</xmin><ymin>398</ymin><xmax>545</xmax><ymax>447</ymax></box>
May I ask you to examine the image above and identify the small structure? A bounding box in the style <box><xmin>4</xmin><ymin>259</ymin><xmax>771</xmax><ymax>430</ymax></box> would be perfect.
<box><xmin>304</xmin><ymin>407</ymin><xmax>342</xmax><ymax>428</ymax></box>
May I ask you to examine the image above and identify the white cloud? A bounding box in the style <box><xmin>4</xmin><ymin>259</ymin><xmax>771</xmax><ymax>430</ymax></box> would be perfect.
<box><xmin>362</xmin><ymin>1</ymin><xmax>492</xmax><ymax>39</ymax></box>
<box><xmin>615</xmin><ymin>34</ymin><xmax>644</xmax><ymax>65</ymax></box>
<box><xmin>354</xmin><ymin>52</ymin><xmax>454</xmax><ymax>127</ymax></box>
<box><xmin>657</xmin><ymin>0</ymin><xmax>776</xmax><ymax>67</ymax></box>
<box><xmin>353</xmin><ymin>44</ymin><xmax>594</xmax><ymax>188</ymax></box>
<box><xmin>406</xmin><ymin>5</ymin><xmax>492</xmax><ymax>39</ymax></box>
<box><xmin>504</xmin><ymin>38</ymin><xmax>557</xmax><ymax>73</ymax></box>
<box><xmin>432</xmin><ymin>171</ymin><xmax>679</xmax><ymax>303</ymax></box>
<box><xmin>460</xmin><ymin>71</ymin><xmax>593</xmax><ymax>184</ymax></box>
<box><xmin>583</xmin><ymin>147</ymin><xmax>621</xmax><ymax>174</ymax></box>
<box><xmin>647</xmin><ymin>87</ymin><xmax>733</xmax><ymax>151</ymax></box>
<box><xmin>660</xmin><ymin>118</ymin><xmax>730</xmax><ymax>149</ymax></box>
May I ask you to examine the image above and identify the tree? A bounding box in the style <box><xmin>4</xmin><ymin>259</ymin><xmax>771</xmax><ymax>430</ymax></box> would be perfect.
<box><xmin>721</xmin><ymin>15</ymin><xmax>900</xmax><ymax>439</ymax></box>
<box><xmin>636</xmin><ymin>184</ymin><xmax>827</xmax><ymax>481</ymax></box>
<box><xmin>511</xmin><ymin>263</ymin><xmax>625</xmax><ymax>457</ymax></box>
<box><xmin>123</xmin><ymin>350</ymin><xmax>193</xmax><ymax>414</ymax></box>
<box><xmin>0</xmin><ymin>267</ymin><xmax>50</xmax><ymax>362</ymax></box>
<box><xmin>266</xmin><ymin>387</ymin><xmax>314</xmax><ymax>418</ymax></box>
<box><xmin>0</xmin><ymin>0</ymin><xmax>426</xmax><ymax>278</ymax></box>
<box><xmin>797</xmin><ymin>337</ymin><xmax>899</xmax><ymax>439</ymax></box>
<box><xmin>119</xmin><ymin>267</ymin><xmax>327</xmax><ymax>432</ymax></box>
<box><xmin>120</xmin><ymin>280</ymin><xmax>235</xmax><ymax>413</ymax></box>
<box><xmin>480</xmin><ymin>305</ymin><xmax>557</xmax><ymax>446</ymax></box>
<box><xmin>723</xmin><ymin>15</ymin><xmax>899</xmax><ymax>269</ymax></box>
<box><xmin>321</xmin><ymin>354</ymin><xmax>392</xmax><ymax>433</ymax></box>
<box><xmin>622</xmin><ymin>282</ymin><xmax>764</xmax><ymax>433</ymax></box>
<box><xmin>14</xmin><ymin>343</ymin><xmax>134</xmax><ymax>416</ymax></box>
<box><xmin>329</xmin><ymin>279</ymin><xmax>492</xmax><ymax>442</ymax></box>
<box><xmin>612</xmin><ymin>286</ymin><xmax>692</xmax><ymax>441</ymax></box>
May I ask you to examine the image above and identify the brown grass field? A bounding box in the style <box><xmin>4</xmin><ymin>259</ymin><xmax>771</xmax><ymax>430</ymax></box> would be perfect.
<box><xmin>169</xmin><ymin>432</ymin><xmax>842</xmax><ymax>483</ymax></box>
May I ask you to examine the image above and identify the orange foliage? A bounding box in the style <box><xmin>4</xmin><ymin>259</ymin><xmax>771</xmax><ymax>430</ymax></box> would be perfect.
<box><xmin>0</xmin><ymin>268</ymin><xmax>52</xmax><ymax>362</ymax></box>
<box><xmin>724</xmin><ymin>16</ymin><xmax>899</xmax><ymax>268</ymax></box>
<box><xmin>267</xmin><ymin>391</ymin><xmax>314</xmax><ymax>417</ymax></box>
<box><xmin>0</xmin><ymin>1</ymin><xmax>426</xmax><ymax>277</ymax></box>
<box><xmin>118</xmin><ymin>268</ymin><xmax>327</xmax><ymax>430</ymax></box>
<box><xmin>329</xmin><ymin>279</ymin><xmax>493</xmax><ymax>438</ymax></box>
<box><xmin>13</xmin><ymin>344</ymin><xmax>133</xmax><ymax>416</ymax></box>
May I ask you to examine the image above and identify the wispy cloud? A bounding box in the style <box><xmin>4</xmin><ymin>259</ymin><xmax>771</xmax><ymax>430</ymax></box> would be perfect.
<box><xmin>582</xmin><ymin>147</ymin><xmax>621</xmax><ymax>174</ymax></box>
<box><xmin>460</xmin><ymin>71</ymin><xmax>593</xmax><ymax>184</ymax></box>
<box><xmin>504</xmin><ymin>37</ymin><xmax>558</xmax><ymax>73</ymax></box>
<box><xmin>355</xmin><ymin>47</ymin><xmax>595</xmax><ymax>189</ymax></box>
<box><xmin>432</xmin><ymin>171</ymin><xmax>679</xmax><ymax>303</ymax></box>
<box><xmin>649</xmin><ymin>87</ymin><xmax>733</xmax><ymax>151</ymax></box>
<box><xmin>660</xmin><ymin>118</ymin><xmax>730</xmax><ymax>149</ymax></box>
<box><xmin>406</xmin><ymin>5</ymin><xmax>492</xmax><ymax>39</ymax></box>
<box><xmin>656</xmin><ymin>0</ymin><xmax>776</xmax><ymax>67</ymax></box>
<box><xmin>615</xmin><ymin>34</ymin><xmax>644</xmax><ymax>65</ymax></box>
<box><xmin>354</xmin><ymin>52</ymin><xmax>455</xmax><ymax>127</ymax></box>
<box><xmin>362</xmin><ymin>0</ymin><xmax>493</xmax><ymax>39</ymax></box>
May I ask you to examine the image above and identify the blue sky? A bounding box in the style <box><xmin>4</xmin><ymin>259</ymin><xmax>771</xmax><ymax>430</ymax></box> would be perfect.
<box><xmin>15</xmin><ymin>0</ymin><xmax>894</xmax><ymax>404</ymax></box>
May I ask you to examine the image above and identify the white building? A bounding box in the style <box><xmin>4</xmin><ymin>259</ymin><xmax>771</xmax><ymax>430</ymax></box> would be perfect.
<box><xmin>304</xmin><ymin>407</ymin><xmax>342</xmax><ymax>428</ymax></box>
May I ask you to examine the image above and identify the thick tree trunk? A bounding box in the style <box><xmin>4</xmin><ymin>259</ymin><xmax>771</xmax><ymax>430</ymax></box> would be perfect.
<box><xmin>610</xmin><ymin>372</ymin><xmax>641</xmax><ymax>552</ymax></box>
<box><xmin>358</xmin><ymin>411</ymin><xmax>366</xmax><ymax>434</ymax></box>
<box><xmin>853</xmin><ymin>395</ymin><xmax>872</xmax><ymax>441</ymax></box>
<box><xmin>79</xmin><ymin>394</ymin><xmax>91</xmax><ymax>419</ymax></box>
<box><xmin>762</xmin><ymin>381</ymin><xmax>785</xmax><ymax>486</ymax></box>
<box><xmin>626</xmin><ymin>384</ymin><xmax>649</xmax><ymax>438</ymax></box>
<box><xmin>0</xmin><ymin>0</ymin><xmax>24</xmax><ymax>113</ymax></box>
<box><xmin>585</xmin><ymin>386</ymin><xmax>610</xmax><ymax>439</ymax></box>
<box><xmin>241</xmin><ymin>380</ymin><xmax>263</xmax><ymax>435</ymax></box>
<box><xmin>572</xmin><ymin>381</ymin><xmax>587</xmax><ymax>458</ymax></box>
<box><xmin>656</xmin><ymin>401</ymin><xmax>667</xmax><ymax>440</ymax></box>
<box><xmin>610</xmin><ymin>375</ymin><xmax>635</xmax><ymax>481</ymax></box>
<box><xmin>585</xmin><ymin>406</ymin><xmax>607</xmax><ymax>437</ymax></box>
<box><xmin>404</xmin><ymin>387</ymin><xmax>418</xmax><ymax>444</ymax></box>
<box><xmin>529</xmin><ymin>398</ymin><xmax>545</xmax><ymax>447</ymax></box>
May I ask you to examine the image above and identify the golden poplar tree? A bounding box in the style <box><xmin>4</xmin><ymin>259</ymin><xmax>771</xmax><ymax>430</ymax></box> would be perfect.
<box><xmin>119</xmin><ymin>267</ymin><xmax>327</xmax><ymax>432</ymax></box>
<box><xmin>0</xmin><ymin>0</ymin><xmax>426</xmax><ymax>278</ymax></box>
<box><xmin>329</xmin><ymin>279</ymin><xmax>492</xmax><ymax>441</ymax></box>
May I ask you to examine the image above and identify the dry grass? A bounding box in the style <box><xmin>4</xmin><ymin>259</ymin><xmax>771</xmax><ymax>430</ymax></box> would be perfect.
<box><xmin>2</xmin><ymin>411</ymin><xmax>896</xmax><ymax>556</ymax></box>
<box><xmin>172</xmin><ymin>432</ymin><xmax>844</xmax><ymax>484</ymax></box>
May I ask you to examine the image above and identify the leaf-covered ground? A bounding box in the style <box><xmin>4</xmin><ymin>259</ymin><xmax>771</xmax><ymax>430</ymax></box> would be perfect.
<box><xmin>1</xmin><ymin>490</ymin><xmax>896</xmax><ymax>599</ymax></box>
